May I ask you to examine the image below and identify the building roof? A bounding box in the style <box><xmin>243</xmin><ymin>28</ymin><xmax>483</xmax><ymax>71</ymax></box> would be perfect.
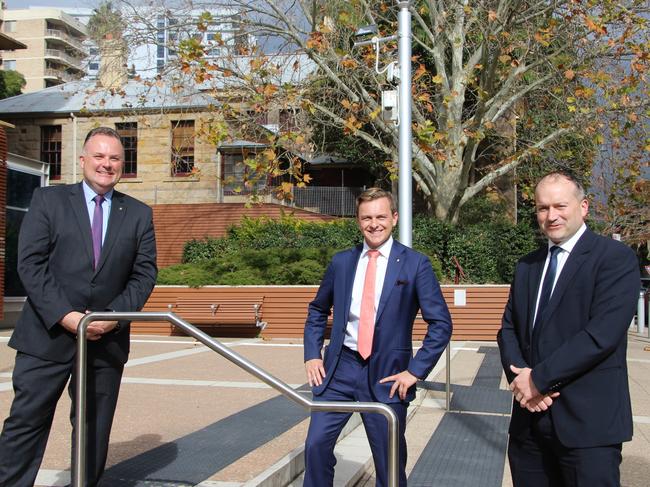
<box><xmin>0</xmin><ymin>32</ymin><xmax>26</xmax><ymax>50</ymax></box>
<box><xmin>0</xmin><ymin>79</ymin><xmax>217</xmax><ymax>117</ymax></box>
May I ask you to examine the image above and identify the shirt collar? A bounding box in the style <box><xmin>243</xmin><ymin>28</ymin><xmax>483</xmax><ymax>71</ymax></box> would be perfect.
<box><xmin>363</xmin><ymin>236</ymin><xmax>393</xmax><ymax>259</ymax></box>
<box><xmin>82</xmin><ymin>180</ymin><xmax>114</xmax><ymax>203</ymax></box>
<box><xmin>548</xmin><ymin>223</ymin><xmax>587</xmax><ymax>254</ymax></box>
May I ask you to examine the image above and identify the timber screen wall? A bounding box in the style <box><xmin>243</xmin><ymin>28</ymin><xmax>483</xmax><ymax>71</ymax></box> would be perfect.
<box><xmin>133</xmin><ymin>285</ymin><xmax>510</xmax><ymax>341</ymax></box>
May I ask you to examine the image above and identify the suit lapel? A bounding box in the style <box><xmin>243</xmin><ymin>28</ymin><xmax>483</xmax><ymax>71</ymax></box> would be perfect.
<box><xmin>69</xmin><ymin>183</ymin><xmax>94</xmax><ymax>266</ymax></box>
<box><xmin>375</xmin><ymin>241</ymin><xmax>406</xmax><ymax>323</ymax></box>
<box><xmin>95</xmin><ymin>191</ymin><xmax>127</xmax><ymax>274</ymax></box>
<box><xmin>527</xmin><ymin>248</ymin><xmax>547</xmax><ymax>340</ymax></box>
<box><xmin>535</xmin><ymin>230</ymin><xmax>593</xmax><ymax>331</ymax></box>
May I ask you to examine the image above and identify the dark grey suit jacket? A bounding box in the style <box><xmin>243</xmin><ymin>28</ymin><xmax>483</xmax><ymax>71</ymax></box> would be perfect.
<box><xmin>498</xmin><ymin>228</ymin><xmax>639</xmax><ymax>448</ymax></box>
<box><xmin>10</xmin><ymin>182</ymin><xmax>157</xmax><ymax>367</ymax></box>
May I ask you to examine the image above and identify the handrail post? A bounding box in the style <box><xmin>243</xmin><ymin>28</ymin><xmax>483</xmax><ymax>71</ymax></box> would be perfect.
<box><xmin>446</xmin><ymin>344</ymin><xmax>451</xmax><ymax>411</ymax></box>
<box><xmin>73</xmin><ymin>314</ymin><xmax>91</xmax><ymax>487</ymax></box>
<box><xmin>74</xmin><ymin>312</ymin><xmax>400</xmax><ymax>487</ymax></box>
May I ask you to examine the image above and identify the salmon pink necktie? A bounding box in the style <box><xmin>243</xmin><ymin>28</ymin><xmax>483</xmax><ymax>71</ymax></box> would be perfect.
<box><xmin>358</xmin><ymin>249</ymin><xmax>379</xmax><ymax>359</ymax></box>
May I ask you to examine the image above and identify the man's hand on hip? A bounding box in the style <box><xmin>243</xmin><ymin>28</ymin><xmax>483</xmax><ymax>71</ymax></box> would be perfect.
<box><xmin>305</xmin><ymin>359</ymin><xmax>326</xmax><ymax>387</ymax></box>
<box><xmin>380</xmin><ymin>370</ymin><xmax>418</xmax><ymax>400</ymax></box>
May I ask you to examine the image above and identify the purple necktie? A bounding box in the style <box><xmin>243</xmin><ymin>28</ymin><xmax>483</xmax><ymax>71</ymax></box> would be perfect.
<box><xmin>92</xmin><ymin>195</ymin><xmax>105</xmax><ymax>269</ymax></box>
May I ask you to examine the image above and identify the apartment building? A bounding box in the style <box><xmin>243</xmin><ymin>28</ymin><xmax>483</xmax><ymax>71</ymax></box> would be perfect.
<box><xmin>0</xmin><ymin>8</ymin><xmax>87</xmax><ymax>93</ymax></box>
<box><xmin>86</xmin><ymin>5</ymin><xmax>253</xmax><ymax>80</ymax></box>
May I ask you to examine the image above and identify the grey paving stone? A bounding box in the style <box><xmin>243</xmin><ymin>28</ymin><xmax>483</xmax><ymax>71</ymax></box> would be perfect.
<box><xmin>101</xmin><ymin>393</ymin><xmax>309</xmax><ymax>486</ymax></box>
<box><xmin>408</xmin><ymin>345</ymin><xmax>510</xmax><ymax>486</ymax></box>
<box><xmin>408</xmin><ymin>413</ymin><xmax>509</xmax><ymax>487</ymax></box>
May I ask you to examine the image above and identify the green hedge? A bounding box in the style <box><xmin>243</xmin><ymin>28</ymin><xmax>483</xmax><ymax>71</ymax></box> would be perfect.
<box><xmin>167</xmin><ymin>214</ymin><xmax>539</xmax><ymax>285</ymax></box>
<box><xmin>159</xmin><ymin>247</ymin><xmax>337</xmax><ymax>287</ymax></box>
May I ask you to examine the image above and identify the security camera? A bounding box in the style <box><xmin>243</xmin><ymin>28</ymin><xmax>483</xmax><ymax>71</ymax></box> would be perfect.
<box><xmin>353</xmin><ymin>24</ymin><xmax>379</xmax><ymax>48</ymax></box>
<box><xmin>354</xmin><ymin>24</ymin><xmax>378</xmax><ymax>38</ymax></box>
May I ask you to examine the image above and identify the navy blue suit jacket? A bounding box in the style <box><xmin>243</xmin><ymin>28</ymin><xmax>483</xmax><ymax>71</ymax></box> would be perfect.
<box><xmin>498</xmin><ymin>229</ymin><xmax>639</xmax><ymax>448</ymax></box>
<box><xmin>304</xmin><ymin>240</ymin><xmax>452</xmax><ymax>404</ymax></box>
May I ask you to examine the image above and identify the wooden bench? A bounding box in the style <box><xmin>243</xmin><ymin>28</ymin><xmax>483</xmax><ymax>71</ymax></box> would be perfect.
<box><xmin>168</xmin><ymin>297</ymin><xmax>266</xmax><ymax>332</ymax></box>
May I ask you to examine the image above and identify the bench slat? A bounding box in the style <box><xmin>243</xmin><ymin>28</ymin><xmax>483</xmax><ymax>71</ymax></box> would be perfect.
<box><xmin>170</xmin><ymin>297</ymin><xmax>266</xmax><ymax>330</ymax></box>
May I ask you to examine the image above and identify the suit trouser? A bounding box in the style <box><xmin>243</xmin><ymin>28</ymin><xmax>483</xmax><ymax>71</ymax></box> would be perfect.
<box><xmin>0</xmin><ymin>351</ymin><xmax>123</xmax><ymax>487</ymax></box>
<box><xmin>304</xmin><ymin>346</ymin><xmax>408</xmax><ymax>487</ymax></box>
<box><xmin>507</xmin><ymin>411</ymin><xmax>622</xmax><ymax>487</ymax></box>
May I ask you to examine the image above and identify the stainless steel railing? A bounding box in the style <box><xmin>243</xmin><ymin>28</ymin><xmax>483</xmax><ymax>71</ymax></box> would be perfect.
<box><xmin>74</xmin><ymin>312</ymin><xmax>399</xmax><ymax>487</ymax></box>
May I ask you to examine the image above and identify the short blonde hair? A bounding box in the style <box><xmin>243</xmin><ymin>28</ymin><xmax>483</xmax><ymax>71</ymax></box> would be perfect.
<box><xmin>356</xmin><ymin>188</ymin><xmax>397</xmax><ymax>215</ymax></box>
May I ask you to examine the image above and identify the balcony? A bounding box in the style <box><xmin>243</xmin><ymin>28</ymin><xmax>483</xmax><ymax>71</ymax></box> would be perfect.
<box><xmin>44</xmin><ymin>28</ymin><xmax>86</xmax><ymax>54</ymax></box>
<box><xmin>222</xmin><ymin>185</ymin><xmax>364</xmax><ymax>216</ymax></box>
<box><xmin>44</xmin><ymin>48</ymin><xmax>84</xmax><ymax>70</ymax></box>
<box><xmin>44</xmin><ymin>67</ymin><xmax>78</xmax><ymax>83</ymax></box>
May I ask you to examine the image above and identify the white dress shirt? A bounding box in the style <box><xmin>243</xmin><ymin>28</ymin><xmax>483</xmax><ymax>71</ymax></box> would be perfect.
<box><xmin>532</xmin><ymin>223</ymin><xmax>587</xmax><ymax>325</ymax></box>
<box><xmin>343</xmin><ymin>237</ymin><xmax>394</xmax><ymax>351</ymax></box>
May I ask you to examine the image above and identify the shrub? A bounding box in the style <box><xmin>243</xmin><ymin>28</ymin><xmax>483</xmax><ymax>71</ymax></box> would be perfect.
<box><xmin>157</xmin><ymin>263</ymin><xmax>216</xmax><ymax>287</ymax></box>
<box><xmin>182</xmin><ymin>237</ymin><xmax>233</xmax><ymax>263</ymax></box>
<box><xmin>176</xmin><ymin>215</ymin><xmax>539</xmax><ymax>285</ymax></box>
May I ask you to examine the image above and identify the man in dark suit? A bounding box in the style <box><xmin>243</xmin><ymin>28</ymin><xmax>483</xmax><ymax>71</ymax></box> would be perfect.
<box><xmin>0</xmin><ymin>127</ymin><xmax>157</xmax><ymax>487</ymax></box>
<box><xmin>498</xmin><ymin>171</ymin><xmax>639</xmax><ymax>486</ymax></box>
<box><xmin>303</xmin><ymin>188</ymin><xmax>452</xmax><ymax>487</ymax></box>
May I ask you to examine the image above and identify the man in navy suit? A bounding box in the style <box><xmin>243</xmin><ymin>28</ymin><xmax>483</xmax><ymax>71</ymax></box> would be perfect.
<box><xmin>303</xmin><ymin>188</ymin><xmax>452</xmax><ymax>486</ymax></box>
<box><xmin>0</xmin><ymin>127</ymin><xmax>157</xmax><ymax>486</ymax></box>
<box><xmin>498</xmin><ymin>171</ymin><xmax>639</xmax><ymax>486</ymax></box>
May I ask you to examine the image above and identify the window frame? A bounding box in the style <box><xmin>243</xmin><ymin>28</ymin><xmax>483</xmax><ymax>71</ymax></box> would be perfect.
<box><xmin>170</xmin><ymin>120</ymin><xmax>195</xmax><ymax>176</ymax></box>
<box><xmin>40</xmin><ymin>125</ymin><xmax>62</xmax><ymax>180</ymax></box>
<box><xmin>115</xmin><ymin>122</ymin><xmax>138</xmax><ymax>178</ymax></box>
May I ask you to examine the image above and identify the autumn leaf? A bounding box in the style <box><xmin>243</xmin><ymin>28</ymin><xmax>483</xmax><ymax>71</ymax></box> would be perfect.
<box><xmin>413</xmin><ymin>64</ymin><xmax>427</xmax><ymax>81</ymax></box>
<box><xmin>564</xmin><ymin>69</ymin><xmax>575</xmax><ymax>80</ymax></box>
<box><xmin>534</xmin><ymin>31</ymin><xmax>549</xmax><ymax>46</ymax></box>
<box><xmin>263</xmin><ymin>84</ymin><xmax>278</xmax><ymax>97</ymax></box>
<box><xmin>369</xmin><ymin>107</ymin><xmax>382</xmax><ymax>120</ymax></box>
<box><xmin>584</xmin><ymin>16</ymin><xmax>607</xmax><ymax>35</ymax></box>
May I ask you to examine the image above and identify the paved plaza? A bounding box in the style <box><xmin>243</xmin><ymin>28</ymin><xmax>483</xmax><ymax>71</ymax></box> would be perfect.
<box><xmin>1</xmin><ymin>331</ymin><xmax>648</xmax><ymax>486</ymax></box>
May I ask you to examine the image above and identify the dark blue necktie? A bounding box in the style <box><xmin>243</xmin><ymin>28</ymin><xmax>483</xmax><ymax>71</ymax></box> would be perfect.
<box><xmin>535</xmin><ymin>245</ymin><xmax>561</xmax><ymax>326</ymax></box>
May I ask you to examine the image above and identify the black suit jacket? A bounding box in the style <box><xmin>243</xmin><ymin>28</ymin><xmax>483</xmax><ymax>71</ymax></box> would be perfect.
<box><xmin>9</xmin><ymin>182</ymin><xmax>157</xmax><ymax>367</ymax></box>
<box><xmin>497</xmin><ymin>228</ymin><xmax>639</xmax><ymax>448</ymax></box>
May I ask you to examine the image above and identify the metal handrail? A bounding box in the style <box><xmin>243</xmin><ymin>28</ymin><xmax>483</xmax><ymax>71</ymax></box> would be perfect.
<box><xmin>74</xmin><ymin>312</ymin><xmax>399</xmax><ymax>486</ymax></box>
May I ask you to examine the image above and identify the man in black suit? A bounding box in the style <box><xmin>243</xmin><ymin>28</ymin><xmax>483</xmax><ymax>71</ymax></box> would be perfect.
<box><xmin>498</xmin><ymin>171</ymin><xmax>639</xmax><ymax>487</ymax></box>
<box><xmin>0</xmin><ymin>127</ymin><xmax>157</xmax><ymax>486</ymax></box>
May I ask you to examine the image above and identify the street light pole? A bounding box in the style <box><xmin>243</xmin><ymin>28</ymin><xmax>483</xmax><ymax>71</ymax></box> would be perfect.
<box><xmin>397</xmin><ymin>1</ymin><xmax>412</xmax><ymax>247</ymax></box>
